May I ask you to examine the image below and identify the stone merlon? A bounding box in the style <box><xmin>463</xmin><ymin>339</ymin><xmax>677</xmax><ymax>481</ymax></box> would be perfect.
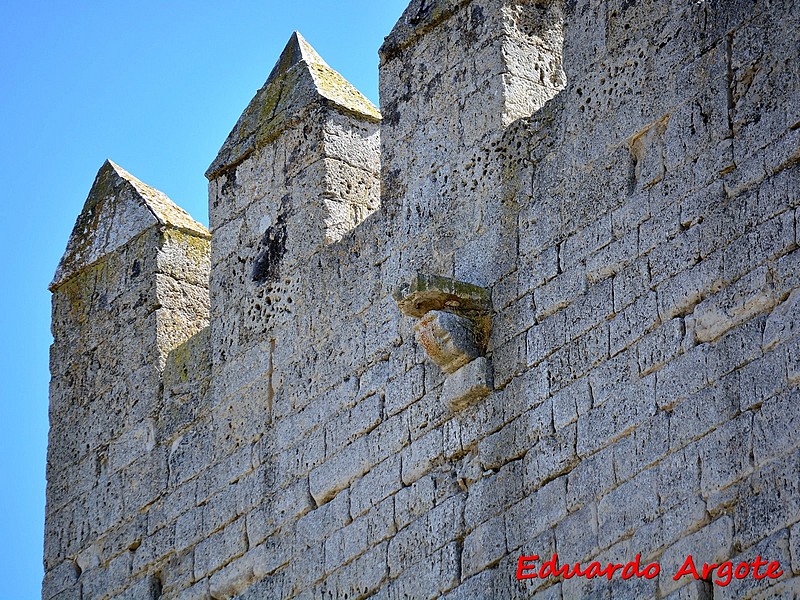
<box><xmin>50</xmin><ymin>159</ymin><xmax>209</xmax><ymax>290</ymax></box>
<box><xmin>206</xmin><ymin>31</ymin><xmax>381</xmax><ymax>179</ymax></box>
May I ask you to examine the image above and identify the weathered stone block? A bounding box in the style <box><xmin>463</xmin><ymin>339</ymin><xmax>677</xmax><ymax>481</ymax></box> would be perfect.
<box><xmin>613</xmin><ymin>411</ymin><xmax>669</xmax><ymax>482</ymax></box>
<box><xmin>323</xmin><ymin>497</ymin><xmax>394</xmax><ymax>573</ymax></box>
<box><xmin>764</xmin><ymin>287</ymin><xmax>800</xmax><ymax>350</ymax></box>
<box><xmin>597</xmin><ymin>469</ymin><xmax>659</xmax><ymax>549</ymax></box>
<box><xmin>366</xmin><ymin>412</ymin><xmax>409</xmax><ymax>465</ymax></box>
<box><xmin>547</xmin><ymin>323</ymin><xmax>610</xmax><ymax>393</ymax></box>
<box><xmin>713</xmin><ymin>529</ymin><xmax>792</xmax><ymax>600</ymax></box>
<box><xmin>524</xmin><ymin>423</ymin><xmax>577</xmax><ymax>493</ymax></box>
<box><xmin>400</xmin><ymin>427</ymin><xmax>444</xmax><ymax>486</ymax></box>
<box><xmin>577</xmin><ymin>376</ymin><xmax>656</xmax><ymax>457</ymax></box>
<box><xmin>193</xmin><ymin>517</ymin><xmax>248</xmax><ymax>581</ymax></box>
<box><xmin>478</xmin><ymin>400</ymin><xmax>550</xmax><ymax>471</ymax></box>
<box><xmin>614</xmin><ymin>256</ymin><xmax>652</xmax><ymax>313</ymax></box>
<box><xmin>309</xmin><ymin>436</ymin><xmax>371</xmax><ymax>506</ymax></box>
<box><xmin>609</xmin><ymin>291</ymin><xmax>658</xmax><ymax>356</ymax></box>
<box><xmin>461</xmin><ymin>514</ymin><xmax>507</xmax><ymax>579</ymax></box>
<box><xmin>387</xmin><ymin>495</ymin><xmax>464</xmax><ymax>578</ymax></box>
<box><xmin>349</xmin><ymin>455</ymin><xmax>402</xmax><ymax>520</ymax></box>
<box><xmin>566</xmin><ymin>444</ymin><xmax>616</xmax><ymax>512</ymax></box>
<box><xmin>554</xmin><ymin>502</ymin><xmax>599</xmax><ymax>565</ymax></box>
<box><xmin>734</xmin><ymin>449</ymin><xmax>800</xmax><ymax>550</ymax></box>
<box><xmin>414</xmin><ymin>310</ymin><xmax>481</xmax><ymax>374</ymax></box>
<box><xmin>526</xmin><ymin>309</ymin><xmax>566</xmax><ymax>367</ymax></box>
<box><xmin>317</xmin><ymin>540</ymin><xmax>389</xmax><ymax>600</ymax></box>
<box><xmin>533</xmin><ymin>266</ymin><xmax>586</xmax><ymax>320</ymax></box>
<box><xmin>692</xmin><ymin>265</ymin><xmax>777</xmax><ymax>343</ymax></box>
<box><xmin>505</xmin><ymin>477</ymin><xmax>566</xmax><ymax>551</ymax></box>
<box><xmin>586</xmin><ymin>229</ymin><xmax>639</xmax><ymax>285</ymax></box>
<box><xmin>464</xmin><ymin>460</ymin><xmax>525</xmax><ymax>528</ymax></box>
<box><xmin>492</xmin><ymin>331</ymin><xmax>528</xmax><ymax>389</ymax></box>
<box><xmin>698</xmin><ymin>413</ymin><xmax>754</xmax><ymax>495</ymax></box>
<box><xmin>655</xmin><ymin>345</ymin><xmax>708</xmax><ymax>409</ymax></box>
<box><xmin>564</xmin><ymin>277</ymin><xmax>614</xmax><ymax>341</ymax></box>
<box><xmin>632</xmin><ymin>496</ymin><xmax>708</xmax><ymax>565</ymax></box>
<box><xmin>791</xmin><ymin>521</ymin><xmax>800</xmax><ymax>575</ymax></box>
<box><xmin>385</xmin><ymin>541</ymin><xmax>460</xmax><ymax>600</ymax></box>
<box><xmin>668</xmin><ymin>385</ymin><xmax>736</xmax><ymax>452</ymax></box>
<box><xmin>656</xmin><ymin>255</ymin><xmax>724</xmax><ymax>321</ymax></box>
<box><xmin>440</xmin><ymin>357</ymin><xmax>493</xmax><ymax>410</ymax></box>
<box><xmin>41</xmin><ymin>561</ymin><xmax>80</xmax><ymax>600</ymax></box>
<box><xmin>208</xmin><ymin>548</ymin><xmax>265</xmax><ymax>600</ymax></box>
<box><xmin>393</xmin><ymin>474</ymin><xmax>436</xmax><ymax>533</ymax></box>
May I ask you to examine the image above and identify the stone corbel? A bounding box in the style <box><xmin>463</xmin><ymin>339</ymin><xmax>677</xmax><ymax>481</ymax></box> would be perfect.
<box><xmin>393</xmin><ymin>274</ymin><xmax>493</xmax><ymax>410</ymax></box>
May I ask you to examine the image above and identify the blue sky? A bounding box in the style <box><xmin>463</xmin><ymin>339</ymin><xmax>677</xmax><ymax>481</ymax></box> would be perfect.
<box><xmin>0</xmin><ymin>1</ymin><xmax>407</xmax><ymax>596</ymax></box>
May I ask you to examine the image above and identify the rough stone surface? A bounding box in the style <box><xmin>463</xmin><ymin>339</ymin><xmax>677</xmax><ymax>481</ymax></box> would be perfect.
<box><xmin>45</xmin><ymin>2</ymin><xmax>800</xmax><ymax>599</ymax></box>
<box><xmin>414</xmin><ymin>310</ymin><xmax>481</xmax><ymax>374</ymax></box>
<box><xmin>440</xmin><ymin>356</ymin><xmax>493</xmax><ymax>410</ymax></box>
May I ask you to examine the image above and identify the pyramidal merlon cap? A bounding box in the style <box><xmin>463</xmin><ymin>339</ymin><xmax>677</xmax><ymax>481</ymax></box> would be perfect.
<box><xmin>50</xmin><ymin>160</ymin><xmax>209</xmax><ymax>290</ymax></box>
<box><xmin>206</xmin><ymin>31</ymin><xmax>381</xmax><ymax>179</ymax></box>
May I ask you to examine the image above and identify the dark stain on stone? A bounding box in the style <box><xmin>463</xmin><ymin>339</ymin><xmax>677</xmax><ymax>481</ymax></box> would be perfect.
<box><xmin>470</xmin><ymin>5</ymin><xmax>485</xmax><ymax>26</ymax></box>
<box><xmin>410</xmin><ymin>0</ymin><xmax>434</xmax><ymax>25</ymax></box>
<box><xmin>627</xmin><ymin>152</ymin><xmax>638</xmax><ymax>196</ymax></box>
<box><xmin>220</xmin><ymin>167</ymin><xmax>239</xmax><ymax>198</ymax></box>
<box><xmin>252</xmin><ymin>198</ymin><xmax>290</xmax><ymax>284</ymax></box>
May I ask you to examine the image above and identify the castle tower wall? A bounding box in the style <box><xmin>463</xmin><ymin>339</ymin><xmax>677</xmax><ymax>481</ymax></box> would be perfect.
<box><xmin>43</xmin><ymin>1</ymin><xmax>800</xmax><ymax>598</ymax></box>
<box><xmin>377</xmin><ymin>0</ymin><xmax>565</xmax><ymax>283</ymax></box>
<box><xmin>175</xmin><ymin>31</ymin><xmax>388</xmax><ymax>598</ymax></box>
<box><xmin>433</xmin><ymin>0</ymin><xmax>800</xmax><ymax>596</ymax></box>
<box><xmin>44</xmin><ymin>161</ymin><xmax>210</xmax><ymax>599</ymax></box>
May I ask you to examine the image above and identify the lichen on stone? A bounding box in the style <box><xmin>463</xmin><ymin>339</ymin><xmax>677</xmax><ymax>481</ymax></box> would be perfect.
<box><xmin>206</xmin><ymin>31</ymin><xmax>380</xmax><ymax>179</ymax></box>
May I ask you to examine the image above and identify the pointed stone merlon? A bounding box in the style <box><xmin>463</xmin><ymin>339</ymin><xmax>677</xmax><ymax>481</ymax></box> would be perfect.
<box><xmin>206</xmin><ymin>31</ymin><xmax>380</xmax><ymax>255</ymax></box>
<box><xmin>49</xmin><ymin>160</ymin><xmax>210</xmax><ymax>365</ymax></box>
<box><xmin>206</xmin><ymin>31</ymin><xmax>381</xmax><ymax>180</ymax></box>
<box><xmin>394</xmin><ymin>274</ymin><xmax>493</xmax><ymax>409</ymax></box>
<box><xmin>51</xmin><ymin>160</ymin><xmax>210</xmax><ymax>290</ymax></box>
<box><xmin>45</xmin><ymin>161</ymin><xmax>210</xmax><ymax>588</ymax></box>
<box><xmin>206</xmin><ymin>32</ymin><xmax>381</xmax><ymax>380</ymax></box>
<box><xmin>378</xmin><ymin>0</ymin><xmax>565</xmax><ymax>217</ymax></box>
<box><xmin>379</xmin><ymin>0</ymin><xmax>564</xmax><ymax>132</ymax></box>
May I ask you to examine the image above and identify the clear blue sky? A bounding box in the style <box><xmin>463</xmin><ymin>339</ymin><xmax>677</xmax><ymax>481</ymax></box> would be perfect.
<box><xmin>0</xmin><ymin>1</ymin><xmax>407</xmax><ymax>596</ymax></box>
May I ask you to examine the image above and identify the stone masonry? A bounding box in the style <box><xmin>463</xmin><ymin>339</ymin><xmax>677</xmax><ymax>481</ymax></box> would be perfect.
<box><xmin>45</xmin><ymin>1</ymin><xmax>800</xmax><ymax>598</ymax></box>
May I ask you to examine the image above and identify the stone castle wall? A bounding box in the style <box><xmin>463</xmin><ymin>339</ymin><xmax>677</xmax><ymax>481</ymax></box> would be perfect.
<box><xmin>44</xmin><ymin>1</ymin><xmax>800</xmax><ymax>598</ymax></box>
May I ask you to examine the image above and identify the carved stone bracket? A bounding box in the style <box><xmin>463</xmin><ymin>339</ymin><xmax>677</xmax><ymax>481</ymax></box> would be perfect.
<box><xmin>393</xmin><ymin>273</ymin><xmax>493</xmax><ymax>410</ymax></box>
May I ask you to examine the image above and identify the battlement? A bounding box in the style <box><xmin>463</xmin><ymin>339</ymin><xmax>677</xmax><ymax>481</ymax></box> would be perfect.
<box><xmin>206</xmin><ymin>32</ymin><xmax>380</xmax><ymax>180</ymax></box>
<box><xmin>44</xmin><ymin>1</ymin><xmax>800</xmax><ymax>599</ymax></box>
<box><xmin>50</xmin><ymin>160</ymin><xmax>209</xmax><ymax>291</ymax></box>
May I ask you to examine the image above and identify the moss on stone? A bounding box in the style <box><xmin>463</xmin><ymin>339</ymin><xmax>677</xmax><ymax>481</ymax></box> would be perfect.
<box><xmin>207</xmin><ymin>31</ymin><xmax>380</xmax><ymax>179</ymax></box>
